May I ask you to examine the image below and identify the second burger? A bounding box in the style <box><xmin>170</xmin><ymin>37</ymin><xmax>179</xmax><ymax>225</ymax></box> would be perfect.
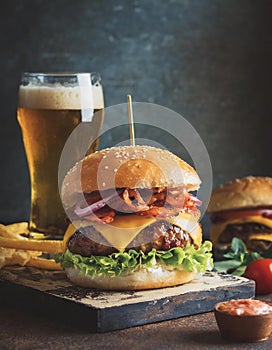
<box><xmin>208</xmin><ymin>176</ymin><xmax>272</xmax><ymax>256</ymax></box>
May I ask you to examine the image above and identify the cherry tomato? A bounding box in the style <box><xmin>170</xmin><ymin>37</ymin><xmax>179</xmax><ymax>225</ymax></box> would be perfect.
<box><xmin>243</xmin><ymin>259</ymin><xmax>272</xmax><ymax>294</ymax></box>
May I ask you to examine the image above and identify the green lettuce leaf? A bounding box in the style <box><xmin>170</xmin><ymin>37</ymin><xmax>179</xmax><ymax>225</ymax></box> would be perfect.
<box><xmin>55</xmin><ymin>241</ymin><xmax>213</xmax><ymax>278</ymax></box>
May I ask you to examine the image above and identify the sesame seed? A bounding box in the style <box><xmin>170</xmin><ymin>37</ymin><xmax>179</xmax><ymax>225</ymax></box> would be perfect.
<box><xmin>102</xmin><ymin>182</ymin><xmax>106</xmax><ymax>187</ymax></box>
<box><xmin>114</xmin><ymin>168</ymin><xmax>118</xmax><ymax>172</ymax></box>
<box><xmin>104</xmin><ymin>165</ymin><xmax>109</xmax><ymax>169</ymax></box>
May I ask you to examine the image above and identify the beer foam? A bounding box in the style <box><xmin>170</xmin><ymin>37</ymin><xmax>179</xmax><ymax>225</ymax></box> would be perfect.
<box><xmin>18</xmin><ymin>84</ymin><xmax>104</xmax><ymax>110</ymax></box>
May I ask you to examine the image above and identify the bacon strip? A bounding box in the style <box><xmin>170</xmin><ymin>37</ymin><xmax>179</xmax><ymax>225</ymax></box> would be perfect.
<box><xmin>75</xmin><ymin>187</ymin><xmax>201</xmax><ymax>223</ymax></box>
<box><xmin>120</xmin><ymin>189</ymin><xmax>149</xmax><ymax>212</ymax></box>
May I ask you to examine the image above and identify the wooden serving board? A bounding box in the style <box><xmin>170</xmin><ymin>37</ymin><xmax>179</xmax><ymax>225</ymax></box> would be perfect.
<box><xmin>0</xmin><ymin>267</ymin><xmax>255</xmax><ymax>332</ymax></box>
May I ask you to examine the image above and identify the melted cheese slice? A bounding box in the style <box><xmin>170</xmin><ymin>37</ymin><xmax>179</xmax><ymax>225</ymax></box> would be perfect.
<box><xmin>63</xmin><ymin>213</ymin><xmax>200</xmax><ymax>251</ymax></box>
<box><xmin>92</xmin><ymin>215</ymin><xmax>156</xmax><ymax>251</ymax></box>
<box><xmin>211</xmin><ymin>215</ymin><xmax>272</xmax><ymax>244</ymax></box>
<box><xmin>62</xmin><ymin>223</ymin><xmax>77</xmax><ymax>252</ymax></box>
<box><xmin>249</xmin><ymin>233</ymin><xmax>272</xmax><ymax>241</ymax></box>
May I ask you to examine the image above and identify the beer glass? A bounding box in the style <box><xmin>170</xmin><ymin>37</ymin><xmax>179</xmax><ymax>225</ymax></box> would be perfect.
<box><xmin>17</xmin><ymin>72</ymin><xmax>104</xmax><ymax>238</ymax></box>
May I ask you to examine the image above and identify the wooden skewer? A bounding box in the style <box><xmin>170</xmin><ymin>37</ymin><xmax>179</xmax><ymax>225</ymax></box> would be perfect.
<box><xmin>127</xmin><ymin>94</ymin><xmax>135</xmax><ymax>146</ymax></box>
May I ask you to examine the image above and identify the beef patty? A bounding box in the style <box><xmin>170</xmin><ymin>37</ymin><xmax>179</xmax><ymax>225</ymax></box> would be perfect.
<box><xmin>68</xmin><ymin>220</ymin><xmax>193</xmax><ymax>257</ymax></box>
<box><xmin>218</xmin><ymin>222</ymin><xmax>272</xmax><ymax>253</ymax></box>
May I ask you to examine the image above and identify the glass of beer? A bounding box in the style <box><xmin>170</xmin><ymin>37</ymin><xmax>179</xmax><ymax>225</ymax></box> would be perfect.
<box><xmin>17</xmin><ymin>72</ymin><xmax>104</xmax><ymax>238</ymax></box>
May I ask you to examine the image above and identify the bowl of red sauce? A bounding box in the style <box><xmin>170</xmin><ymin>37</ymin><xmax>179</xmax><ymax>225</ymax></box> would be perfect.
<box><xmin>214</xmin><ymin>299</ymin><xmax>272</xmax><ymax>342</ymax></box>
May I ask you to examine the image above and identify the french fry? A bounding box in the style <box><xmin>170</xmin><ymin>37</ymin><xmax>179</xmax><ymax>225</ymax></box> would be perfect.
<box><xmin>26</xmin><ymin>257</ymin><xmax>62</xmax><ymax>270</ymax></box>
<box><xmin>0</xmin><ymin>222</ymin><xmax>64</xmax><ymax>270</ymax></box>
<box><xmin>27</xmin><ymin>232</ymin><xmax>46</xmax><ymax>240</ymax></box>
<box><xmin>6</xmin><ymin>222</ymin><xmax>28</xmax><ymax>233</ymax></box>
<box><xmin>0</xmin><ymin>236</ymin><xmax>63</xmax><ymax>254</ymax></box>
<box><xmin>0</xmin><ymin>247</ymin><xmax>62</xmax><ymax>270</ymax></box>
<box><xmin>0</xmin><ymin>247</ymin><xmax>41</xmax><ymax>268</ymax></box>
<box><xmin>0</xmin><ymin>223</ymin><xmax>27</xmax><ymax>240</ymax></box>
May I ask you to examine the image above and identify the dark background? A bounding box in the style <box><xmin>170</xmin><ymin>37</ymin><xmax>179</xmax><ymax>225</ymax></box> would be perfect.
<box><xmin>1</xmin><ymin>0</ymin><xmax>272</xmax><ymax>237</ymax></box>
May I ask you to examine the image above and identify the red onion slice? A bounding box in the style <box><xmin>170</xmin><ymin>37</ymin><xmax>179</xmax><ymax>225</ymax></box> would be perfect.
<box><xmin>74</xmin><ymin>191</ymin><xmax>122</xmax><ymax>218</ymax></box>
<box><xmin>190</xmin><ymin>194</ymin><xmax>202</xmax><ymax>207</ymax></box>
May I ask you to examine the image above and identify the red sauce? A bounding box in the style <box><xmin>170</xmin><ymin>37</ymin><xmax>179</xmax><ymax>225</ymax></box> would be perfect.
<box><xmin>217</xmin><ymin>299</ymin><xmax>272</xmax><ymax>316</ymax></box>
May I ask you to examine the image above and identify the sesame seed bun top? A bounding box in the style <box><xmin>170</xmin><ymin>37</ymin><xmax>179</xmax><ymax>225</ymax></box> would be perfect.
<box><xmin>61</xmin><ymin>145</ymin><xmax>201</xmax><ymax>208</ymax></box>
<box><xmin>207</xmin><ymin>176</ymin><xmax>272</xmax><ymax>212</ymax></box>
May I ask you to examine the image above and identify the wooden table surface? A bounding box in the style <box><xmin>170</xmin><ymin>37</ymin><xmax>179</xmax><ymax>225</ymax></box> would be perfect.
<box><xmin>0</xmin><ymin>284</ymin><xmax>271</xmax><ymax>350</ymax></box>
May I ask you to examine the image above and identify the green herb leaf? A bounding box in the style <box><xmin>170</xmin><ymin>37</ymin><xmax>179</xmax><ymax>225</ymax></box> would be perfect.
<box><xmin>261</xmin><ymin>246</ymin><xmax>272</xmax><ymax>258</ymax></box>
<box><xmin>232</xmin><ymin>237</ymin><xmax>247</xmax><ymax>255</ymax></box>
<box><xmin>213</xmin><ymin>238</ymin><xmax>264</xmax><ymax>276</ymax></box>
<box><xmin>213</xmin><ymin>259</ymin><xmax>242</xmax><ymax>273</ymax></box>
<box><xmin>232</xmin><ymin>265</ymin><xmax>247</xmax><ymax>276</ymax></box>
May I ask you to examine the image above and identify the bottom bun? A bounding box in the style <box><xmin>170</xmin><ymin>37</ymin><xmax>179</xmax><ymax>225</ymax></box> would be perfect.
<box><xmin>65</xmin><ymin>266</ymin><xmax>196</xmax><ymax>290</ymax></box>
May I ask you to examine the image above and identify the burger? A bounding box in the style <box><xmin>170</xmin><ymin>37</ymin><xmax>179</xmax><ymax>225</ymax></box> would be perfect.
<box><xmin>208</xmin><ymin>176</ymin><xmax>272</xmax><ymax>257</ymax></box>
<box><xmin>56</xmin><ymin>145</ymin><xmax>212</xmax><ymax>290</ymax></box>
